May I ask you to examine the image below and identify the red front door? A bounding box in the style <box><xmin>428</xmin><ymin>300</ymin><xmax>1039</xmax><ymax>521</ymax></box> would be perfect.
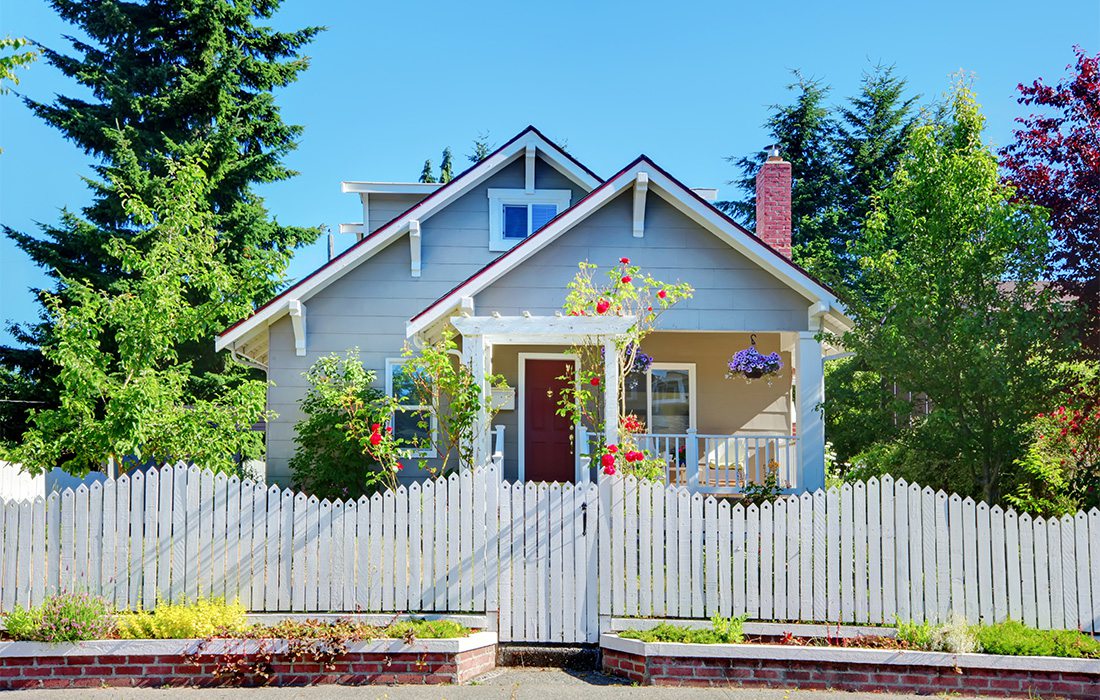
<box><xmin>524</xmin><ymin>359</ymin><xmax>575</xmax><ymax>483</ymax></box>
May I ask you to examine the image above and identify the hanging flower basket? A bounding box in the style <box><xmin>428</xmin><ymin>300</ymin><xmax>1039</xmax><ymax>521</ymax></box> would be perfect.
<box><xmin>726</xmin><ymin>335</ymin><xmax>783</xmax><ymax>382</ymax></box>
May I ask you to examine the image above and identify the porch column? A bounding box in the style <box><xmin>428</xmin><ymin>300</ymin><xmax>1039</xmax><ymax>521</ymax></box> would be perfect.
<box><xmin>795</xmin><ymin>331</ymin><xmax>826</xmax><ymax>492</ymax></box>
<box><xmin>467</xmin><ymin>333</ymin><xmax>490</xmax><ymax>467</ymax></box>
<box><xmin>602</xmin><ymin>337</ymin><xmax>619</xmax><ymax>446</ymax></box>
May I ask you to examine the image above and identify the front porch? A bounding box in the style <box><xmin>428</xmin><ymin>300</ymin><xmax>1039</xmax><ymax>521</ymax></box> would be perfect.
<box><xmin>450</xmin><ymin>316</ymin><xmax>825</xmax><ymax>496</ymax></box>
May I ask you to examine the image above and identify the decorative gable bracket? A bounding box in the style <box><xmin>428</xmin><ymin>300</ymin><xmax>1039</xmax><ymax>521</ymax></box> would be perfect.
<box><xmin>409</xmin><ymin>219</ymin><xmax>422</xmax><ymax>278</ymax></box>
<box><xmin>288</xmin><ymin>299</ymin><xmax>306</xmax><ymax>356</ymax></box>
<box><xmin>633</xmin><ymin>172</ymin><xmax>649</xmax><ymax>238</ymax></box>
<box><xmin>525</xmin><ymin>145</ymin><xmax>536</xmax><ymax>193</ymax></box>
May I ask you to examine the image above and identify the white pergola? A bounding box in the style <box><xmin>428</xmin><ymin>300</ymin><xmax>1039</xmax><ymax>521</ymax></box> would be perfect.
<box><xmin>450</xmin><ymin>314</ymin><xmax>637</xmax><ymax>467</ymax></box>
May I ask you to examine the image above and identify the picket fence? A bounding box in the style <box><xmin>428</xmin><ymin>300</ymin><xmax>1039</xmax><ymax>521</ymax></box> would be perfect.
<box><xmin>0</xmin><ymin>463</ymin><xmax>1097</xmax><ymax>643</ymax></box>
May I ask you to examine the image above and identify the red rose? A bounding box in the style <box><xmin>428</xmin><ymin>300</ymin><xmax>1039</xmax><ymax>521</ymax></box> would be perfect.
<box><xmin>370</xmin><ymin>423</ymin><xmax>381</xmax><ymax>433</ymax></box>
<box><xmin>369</xmin><ymin>432</ymin><xmax>382</xmax><ymax>446</ymax></box>
<box><xmin>657</xmin><ymin>289</ymin><xmax>667</xmax><ymax>299</ymax></box>
<box><xmin>386</xmin><ymin>426</ymin><xmax>393</xmax><ymax>433</ymax></box>
<box><xmin>621</xmin><ymin>275</ymin><xmax>632</xmax><ymax>284</ymax></box>
<box><xmin>601</xmin><ymin>453</ymin><xmax>616</xmax><ymax>468</ymax></box>
<box><xmin>620</xmin><ymin>257</ymin><xmax>630</xmax><ymax>264</ymax></box>
<box><xmin>596</xmin><ymin>299</ymin><xmax>611</xmax><ymax>314</ymax></box>
<box><xmin>606</xmin><ymin>444</ymin><xmax>618</xmax><ymax>454</ymax></box>
<box><xmin>603</xmin><ymin>464</ymin><xmax>617</xmax><ymax>476</ymax></box>
<box><xmin>590</xmin><ymin>377</ymin><xmax>600</xmax><ymax>386</ymax></box>
<box><xmin>396</xmin><ymin>463</ymin><xmax>404</xmax><ymax>471</ymax></box>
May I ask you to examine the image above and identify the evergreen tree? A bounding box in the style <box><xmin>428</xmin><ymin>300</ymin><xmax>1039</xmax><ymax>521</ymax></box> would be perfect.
<box><xmin>717</xmin><ymin>73</ymin><xmax>843</xmax><ymax>273</ymax></box>
<box><xmin>439</xmin><ymin>147</ymin><xmax>454</xmax><ymax>183</ymax></box>
<box><xmin>467</xmin><ymin>133</ymin><xmax>491</xmax><ymax>164</ymax></box>
<box><xmin>1</xmin><ymin>0</ymin><xmax>322</xmax><ymax>442</ymax></box>
<box><xmin>419</xmin><ymin>159</ymin><xmax>437</xmax><ymax>183</ymax></box>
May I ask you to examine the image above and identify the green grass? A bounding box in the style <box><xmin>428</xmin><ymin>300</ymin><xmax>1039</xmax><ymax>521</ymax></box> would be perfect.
<box><xmin>975</xmin><ymin>621</ymin><xmax>1100</xmax><ymax>659</ymax></box>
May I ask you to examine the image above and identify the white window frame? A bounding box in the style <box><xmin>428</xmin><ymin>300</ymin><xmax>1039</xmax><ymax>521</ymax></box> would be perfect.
<box><xmin>644</xmin><ymin>362</ymin><xmax>697</xmax><ymax>434</ymax></box>
<box><xmin>385</xmin><ymin>357</ymin><xmax>438</xmax><ymax>458</ymax></box>
<box><xmin>487</xmin><ymin>188</ymin><xmax>572</xmax><ymax>252</ymax></box>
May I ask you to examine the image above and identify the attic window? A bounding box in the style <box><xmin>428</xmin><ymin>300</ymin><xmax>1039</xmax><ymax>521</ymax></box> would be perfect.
<box><xmin>488</xmin><ymin>188</ymin><xmax>571</xmax><ymax>252</ymax></box>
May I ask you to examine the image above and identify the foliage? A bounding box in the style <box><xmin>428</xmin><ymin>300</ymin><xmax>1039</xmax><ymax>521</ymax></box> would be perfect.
<box><xmin>439</xmin><ymin>148</ymin><xmax>454</xmax><ymax>183</ymax></box>
<box><xmin>0</xmin><ymin>36</ymin><xmax>37</xmax><ymax>95</ymax></box>
<box><xmin>896</xmin><ymin>615</ymin><xmax>977</xmax><ymax>654</ymax></box>
<box><xmin>3</xmin><ymin>592</ymin><xmax>116</xmax><ymax>642</ymax></box>
<box><xmin>1007</xmin><ymin>362</ymin><xmax>1100</xmax><ymax>515</ymax></box>
<box><xmin>555</xmin><ymin>258</ymin><xmax>693</xmax><ymax>479</ymax></box>
<box><xmin>384</xmin><ymin>618</ymin><xmax>470</xmax><ymax>639</ymax></box>
<box><xmin>976</xmin><ymin>620</ymin><xmax>1100</xmax><ymax>659</ymax></box>
<box><xmin>1001</xmin><ymin>47</ymin><xmax>1100</xmax><ymax>352</ymax></box>
<box><xmin>289</xmin><ymin>349</ymin><xmax>388</xmax><ymax>500</ymax></box>
<box><xmin>835</xmin><ymin>79</ymin><xmax>1077</xmax><ymax>503</ymax></box>
<box><xmin>821</xmin><ymin>357</ymin><xmax>903</xmax><ymax>477</ymax></box>
<box><xmin>726</xmin><ymin>342</ymin><xmax>783</xmax><ymax>380</ymax></box>
<box><xmin>117</xmin><ymin>598</ymin><xmax>246</xmax><ymax>639</ymax></box>
<box><xmin>467</xmin><ymin>133</ymin><xmax>492</xmax><ymax>164</ymax></box>
<box><xmin>619</xmin><ymin>615</ymin><xmax>745</xmax><ymax>644</ymax></box>
<box><xmin>418</xmin><ymin>159</ymin><xmax>437</xmax><ymax>183</ymax></box>
<box><xmin>740</xmin><ymin>473</ymin><xmax>785</xmax><ymax>506</ymax></box>
<box><xmin>1</xmin><ymin>0</ymin><xmax>322</xmax><ymax>441</ymax></box>
<box><xmin>12</xmin><ymin>152</ymin><xmax>269</xmax><ymax>477</ymax></box>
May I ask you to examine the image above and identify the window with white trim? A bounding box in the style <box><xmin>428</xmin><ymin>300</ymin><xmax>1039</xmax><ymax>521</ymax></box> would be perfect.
<box><xmin>624</xmin><ymin>363</ymin><xmax>697</xmax><ymax>434</ymax></box>
<box><xmin>385</xmin><ymin>358</ymin><xmax>437</xmax><ymax>457</ymax></box>
<box><xmin>487</xmin><ymin>188</ymin><xmax>571</xmax><ymax>251</ymax></box>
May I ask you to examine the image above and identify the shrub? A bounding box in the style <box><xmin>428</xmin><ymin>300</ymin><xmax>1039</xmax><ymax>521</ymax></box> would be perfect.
<box><xmin>3</xmin><ymin>592</ymin><xmax>115</xmax><ymax>642</ymax></box>
<box><xmin>619</xmin><ymin>615</ymin><xmax>744</xmax><ymax>644</ymax></box>
<box><xmin>896</xmin><ymin>614</ymin><xmax>978</xmax><ymax>653</ymax></box>
<box><xmin>385</xmin><ymin>618</ymin><xmax>470</xmax><ymax>640</ymax></box>
<box><xmin>117</xmin><ymin>597</ymin><xmax>247</xmax><ymax>639</ymax></box>
<box><xmin>976</xmin><ymin>620</ymin><xmax>1100</xmax><ymax>659</ymax></box>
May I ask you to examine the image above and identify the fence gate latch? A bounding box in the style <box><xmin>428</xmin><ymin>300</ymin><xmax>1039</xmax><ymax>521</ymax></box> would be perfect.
<box><xmin>581</xmin><ymin>502</ymin><xmax>587</xmax><ymax>536</ymax></box>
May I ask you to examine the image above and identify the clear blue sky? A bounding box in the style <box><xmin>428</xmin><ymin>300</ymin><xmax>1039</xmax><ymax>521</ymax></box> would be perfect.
<box><xmin>1</xmin><ymin>0</ymin><xmax>1097</xmax><ymax>347</ymax></box>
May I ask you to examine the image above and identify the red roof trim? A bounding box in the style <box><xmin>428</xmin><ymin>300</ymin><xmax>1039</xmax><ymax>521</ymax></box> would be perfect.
<box><xmin>218</xmin><ymin>126</ymin><xmax>602</xmax><ymax>338</ymax></box>
<box><xmin>409</xmin><ymin>155</ymin><xmax>840</xmax><ymax>325</ymax></box>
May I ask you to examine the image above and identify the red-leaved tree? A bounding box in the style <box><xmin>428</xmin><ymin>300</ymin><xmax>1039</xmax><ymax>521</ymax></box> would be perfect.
<box><xmin>1001</xmin><ymin>46</ymin><xmax>1100</xmax><ymax>352</ymax></box>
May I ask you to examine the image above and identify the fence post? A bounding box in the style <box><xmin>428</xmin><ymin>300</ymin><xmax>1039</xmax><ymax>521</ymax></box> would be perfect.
<box><xmin>576</xmin><ymin>426</ymin><xmax>591</xmax><ymax>484</ymax></box>
<box><xmin>685</xmin><ymin>428</ymin><xmax>699</xmax><ymax>492</ymax></box>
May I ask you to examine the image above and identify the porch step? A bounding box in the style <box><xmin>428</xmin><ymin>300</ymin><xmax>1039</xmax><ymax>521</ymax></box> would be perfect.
<box><xmin>496</xmin><ymin>643</ymin><xmax>599</xmax><ymax>670</ymax></box>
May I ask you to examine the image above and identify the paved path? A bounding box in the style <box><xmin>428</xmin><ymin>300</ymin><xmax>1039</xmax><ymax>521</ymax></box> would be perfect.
<box><xmin>15</xmin><ymin>668</ymin><xmax>1002</xmax><ymax>698</ymax></box>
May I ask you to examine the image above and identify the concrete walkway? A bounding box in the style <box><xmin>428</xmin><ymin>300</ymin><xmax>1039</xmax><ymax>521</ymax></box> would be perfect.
<box><xmin>14</xmin><ymin>668</ymin><xmax>1004</xmax><ymax>698</ymax></box>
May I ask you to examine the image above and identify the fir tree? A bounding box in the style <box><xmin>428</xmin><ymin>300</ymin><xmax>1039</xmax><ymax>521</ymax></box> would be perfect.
<box><xmin>1</xmin><ymin>0</ymin><xmax>323</xmax><ymax>442</ymax></box>
<box><xmin>419</xmin><ymin>159</ymin><xmax>437</xmax><ymax>183</ymax></box>
<box><xmin>439</xmin><ymin>147</ymin><xmax>454</xmax><ymax>183</ymax></box>
<box><xmin>468</xmin><ymin>133</ymin><xmax>491</xmax><ymax>164</ymax></box>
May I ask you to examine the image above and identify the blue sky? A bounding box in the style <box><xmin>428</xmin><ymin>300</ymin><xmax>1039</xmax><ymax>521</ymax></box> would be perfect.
<box><xmin>1</xmin><ymin>0</ymin><xmax>1097</xmax><ymax>346</ymax></box>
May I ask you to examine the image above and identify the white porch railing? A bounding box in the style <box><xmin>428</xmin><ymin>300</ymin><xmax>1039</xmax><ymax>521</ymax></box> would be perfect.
<box><xmin>635</xmin><ymin>430</ymin><xmax>797</xmax><ymax>495</ymax></box>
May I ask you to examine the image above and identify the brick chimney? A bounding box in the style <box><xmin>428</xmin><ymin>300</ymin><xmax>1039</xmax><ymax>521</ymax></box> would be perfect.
<box><xmin>755</xmin><ymin>145</ymin><xmax>792</xmax><ymax>259</ymax></box>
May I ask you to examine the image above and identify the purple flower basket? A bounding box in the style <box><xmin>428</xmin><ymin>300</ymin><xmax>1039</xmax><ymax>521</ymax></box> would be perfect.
<box><xmin>727</xmin><ymin>345</ymin><xmax>783</xmax><ymax>380</ymax></box>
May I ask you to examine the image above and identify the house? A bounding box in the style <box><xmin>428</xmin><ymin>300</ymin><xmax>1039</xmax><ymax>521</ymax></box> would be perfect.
<box><xmin>216</xmin><ymin>127</ymin><xmax>851</xmax><ymax>494</ymax></box>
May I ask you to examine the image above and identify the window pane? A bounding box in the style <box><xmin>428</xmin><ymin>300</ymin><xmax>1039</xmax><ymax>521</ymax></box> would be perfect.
<box><xmin>503</xmin><ymin>204</ymin><xmax>528</xmax><ymax>239</ymax></box>
<box><xmin>650</xmin><ymin>368</ymin><xmax>691</xmax><ymax>434</ymax></box>
<box><xmin>624</xmin><ymin>372</ymin><xmax>648</xmax><ymax>426</ymax></box>
<box><xmin>530</xmin><ymin>204</ymin><xmax>557</xmax><ymax>231</ymax></box>
<box><xmin>390</xmin><ymin>363</ymin><xmax>429</xmax><ymax>405</ymax></box>
<box><xmin>393</xmin><ymin>409</ymin><xmax>431</xmax><ymax>447</ymax></box>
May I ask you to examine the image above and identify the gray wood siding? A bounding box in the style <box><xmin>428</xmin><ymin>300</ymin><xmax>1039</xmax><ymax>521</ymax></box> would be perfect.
<box><xmin>473</xmin><ymin>190</ymin><xmax>812</xmax><ymax>332</ymax></box>
<box><xmin>264</xmin><ymin>156</ymin><xmax>584</xmax><ymax>485</ymax></box>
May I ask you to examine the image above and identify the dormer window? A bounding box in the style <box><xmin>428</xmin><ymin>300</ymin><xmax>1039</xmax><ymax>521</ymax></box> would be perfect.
<box><xmin>488</xmin><ymin>188</ymin><xmax>571</xmax><ymax>251</ymax></box>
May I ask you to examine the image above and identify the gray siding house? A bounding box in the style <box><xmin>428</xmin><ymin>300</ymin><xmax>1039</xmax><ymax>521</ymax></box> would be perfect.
<box><xmin>217</xmin><ymin>127</ymin><xmax>850</xmax><ymax>495</ymax></box>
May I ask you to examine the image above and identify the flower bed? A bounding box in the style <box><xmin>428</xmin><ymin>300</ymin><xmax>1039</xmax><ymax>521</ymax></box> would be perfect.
<box><xmin>601</xmin><ymin>633</ymin><xmax>1100</xmax><ymax>698</ymax></box>
<box><xmin>0</xmin><ymin>632</ymin><xmax>497</xmax><ymax>689</ymax></box>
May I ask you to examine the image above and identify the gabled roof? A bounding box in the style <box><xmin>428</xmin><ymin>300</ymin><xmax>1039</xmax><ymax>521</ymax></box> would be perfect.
<box><xmin>216</xmin><ymin>126</ymin><xmax>602</xmax><ymax>357</ymax></box>
<box><xmin>406</xmin><ymin>155</ymin><xmax>849</xmax><ymax>338</ymax></box>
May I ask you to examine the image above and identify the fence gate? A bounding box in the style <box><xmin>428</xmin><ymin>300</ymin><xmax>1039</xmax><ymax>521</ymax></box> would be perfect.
<box><xmin>495</xmin><ymin>480</ymin><xmax>600</xmax><ymax>643</ymax></box>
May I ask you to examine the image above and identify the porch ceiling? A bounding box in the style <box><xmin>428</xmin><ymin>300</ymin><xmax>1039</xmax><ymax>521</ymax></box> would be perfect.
<box><xmin>450</xmin><ymin>314</ymin><xmax>637</xmax><ymax>344</ymax></box>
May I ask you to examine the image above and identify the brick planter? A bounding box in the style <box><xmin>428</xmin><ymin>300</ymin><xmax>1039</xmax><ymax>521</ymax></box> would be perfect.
<box><xmin>601</xmin><ymin>634</ymin><xmax>1100</xmax><ymax>699</ymax></box>
<box><xmin>0</xmin><ymin>632</ymin><xmax>496</xmax><ymax>689</ymax></box>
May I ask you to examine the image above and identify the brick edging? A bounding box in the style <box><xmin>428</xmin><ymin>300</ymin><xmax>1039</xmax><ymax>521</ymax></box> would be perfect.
<box><xmin>0</xmin><ymin>632</ymin><xmax>496</xmax><ymax>689</ymax></box>
<box><xmin>600</xmin><ymin>634</ymin><xmax>1100</xmax><ymax>698</ymax></box>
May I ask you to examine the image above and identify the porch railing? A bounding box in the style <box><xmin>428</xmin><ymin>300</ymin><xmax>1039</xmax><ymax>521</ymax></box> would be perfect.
<box><xmin>635</xmin><ymin>430</ymin><xmax>797</xmax><ymax>495</ymax></box>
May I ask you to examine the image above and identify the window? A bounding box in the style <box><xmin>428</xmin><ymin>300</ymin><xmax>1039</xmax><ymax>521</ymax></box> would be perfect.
<box><xmin>385</xmin><ymin>358</ymin><xmax>437</xmax><ymax>457</ymax></box>
<box><xmin>624</xmin><ymin>363</ymin><xmax>697</xmax><ymax>434</ymax></box>
<box><xmin>488</xmin><ymin>189</ymin><xmax>572</xmax><ymax>251</ymax></box>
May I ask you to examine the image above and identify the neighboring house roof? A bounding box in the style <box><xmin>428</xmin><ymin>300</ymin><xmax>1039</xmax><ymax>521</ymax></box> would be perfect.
<box><xmin>215</xmin><ymin>126</ymin><xmax>603</xmax><ymax>361</ymax></box>
<box><xmin>406</xmin><ymin>155</ymin><xmax>850</xmax><ymax>337</ymax></box>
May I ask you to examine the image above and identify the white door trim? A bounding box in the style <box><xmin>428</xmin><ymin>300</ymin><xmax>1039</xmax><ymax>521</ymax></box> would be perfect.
<box><xmin>517</xmin><ymin>352</ymin><xmax>579</xmax><ymax>482</ymax></box>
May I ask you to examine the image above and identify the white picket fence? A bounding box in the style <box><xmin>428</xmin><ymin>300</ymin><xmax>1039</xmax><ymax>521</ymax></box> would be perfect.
<box><xmin>0</xmin><ymin>463</ymin><xmax>1096</xmax><ymax>642</ymax></box>
<box><xmin>601</xmin><ymin>474</ymin><xmax>1100</xmax><ymax>634</ymax></box>
<box><xmin>0</xmin><ymin>461</ymin><xmax>103</xmax><ymax>501</ymax></box>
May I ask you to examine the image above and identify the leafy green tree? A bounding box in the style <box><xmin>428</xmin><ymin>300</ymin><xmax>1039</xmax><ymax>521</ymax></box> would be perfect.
<box><xmin>1</xmin><ymin>0</ymin><xmax>322</xmax><ymax>440</ymax></box>
<box><xmin>288</xmin><ymin>349</ymin><xmax>387</xmax><ymax>500</ymax></box>
<box><xmin>418</xmin><ymin>159</ymin><xmax>437</xmax><ymax>183</ymax></box>
<box><xmin>837</xmin><ymin>80</ymin><xmax>1077</xmax><ymax>502</ymax></box>
<box><xmin>0</xmin><ymin>36</ymin><xmax>36</xmax><ymax>94</ymax></box>
<box><xmin>14</xmin><ymin>151</ymin><xmax>269</xmax><ymax>477</ymax></box>
<box><xmin>439</xmin><ymin>147</ymin><xmax>454</xmax><ymax>183</ymax></box>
